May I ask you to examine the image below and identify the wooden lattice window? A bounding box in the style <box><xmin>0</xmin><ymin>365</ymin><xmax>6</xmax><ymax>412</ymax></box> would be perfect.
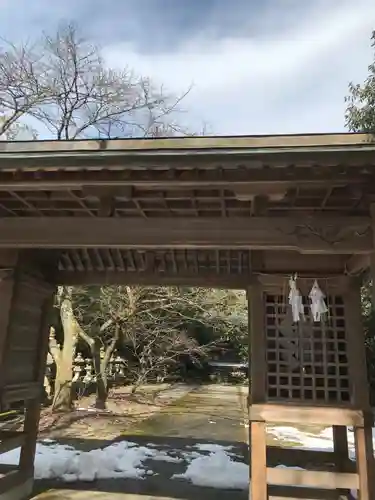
<box><xmin>265</xmin><ymin>293</ymin><xmax>350</xmax><ymax>405</ymax></box>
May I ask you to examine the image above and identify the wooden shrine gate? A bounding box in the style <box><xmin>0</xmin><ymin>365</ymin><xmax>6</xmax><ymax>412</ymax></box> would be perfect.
<box><xmin>0</xmin><ymin>133</ymin><xmax>374</xmax><ymax>499</ymax></box>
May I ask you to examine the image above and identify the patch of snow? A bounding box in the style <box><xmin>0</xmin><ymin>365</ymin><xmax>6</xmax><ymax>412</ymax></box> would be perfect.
<box><xmin>268</xmin><ymin>425</ymin><xmax>335</xmax><ymax>451</ymax></box>
<box><xmin>76</xmin><ymin>407</ymin><xmax>102</xmax><ymax>413</ymax></box>
<box><xmin>195</xmin><ymin>443</ymin><xmax>234</xmax><ymax>452</ymax></box>
<box><xmin>173</xmin><ymin>449</ymin><xmax>248</xmax><ymax>490</ymax></box>
<box><xmin>2</xmin><ymin>424</ymin><xmax>372</xmax><ymax>493</ymax></box>
<box><xmin>268</xmin><ymin>424</ymin><xmax>375</xmax><ymax>461</ymax></box>
<box><xmin>0</xmin><ymin>440</ymin><xmax>174</xmax><ymax>481</ymax></box>
<box><xmin>0</xmin><ymin>438</ymin><xmax>247</xmax><ymax>488</ymax></box>
<box><xmin>181</xmin><ymin>450</ymin><xmax>202</xmax><ymax>460</ymax></box>
<box><xmin>41</xmin><ymin>438</ymin><xmax>56</xmax><ymax>444</ymax></box>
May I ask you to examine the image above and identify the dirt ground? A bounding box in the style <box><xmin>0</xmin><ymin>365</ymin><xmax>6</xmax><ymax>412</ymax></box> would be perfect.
<box><xmin>2</xmin><ymin>384</ymin><xmax>195</xmax><ymax>444</ymax></box>
<box><xmin>129</xmin><ymin>384</ymin><xmax>248</xmax><ymax>442</ymax></box>
<box><xmin>41</xmin><ymin>384</ymin><xmax>197</xmax><ymax>442</ymax></box>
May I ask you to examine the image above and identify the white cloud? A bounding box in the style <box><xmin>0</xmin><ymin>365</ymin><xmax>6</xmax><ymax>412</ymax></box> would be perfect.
<box><xmin>103</xmin><ymin>0</ymin><xmax>375</xmax><ymax>135</ymax></box>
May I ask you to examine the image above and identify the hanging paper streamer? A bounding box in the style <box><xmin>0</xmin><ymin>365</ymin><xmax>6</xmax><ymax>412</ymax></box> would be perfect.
<box><xmin>309</xmin><ymin>279</ymin><xmax>328</xmax><ymax>322</ymax></box>
<box><xmin>288</xmin><ymin>274</ymin><xmax>304</xmax><ymax>323</ymax></box>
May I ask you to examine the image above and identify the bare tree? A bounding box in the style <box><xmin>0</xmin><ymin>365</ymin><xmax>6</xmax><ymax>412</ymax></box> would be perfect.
<box><xmin>0</xmin><ymin>22</ymin><xmax>190</xmax><ymax>412</ymax></box>
<box><xmin>73</xmin><ymin>285</ymin><xmax>247</xmax><ymax>405</ymax></box>
<box><xmin>0</xmin><ymin>22</ymin><xmax>197</xmax><ymax>413</ymax></box>
<box><xmin>24</xmin><ymin>22</ymin><xmax>190</xmax><ymax>139</ymax></box>
<box><xmin>0</xmin><ymin>41</ymin><xmax>51</xmax><ymax>137</ymax></box>
<box><xmin>122</xmin><ymin>304</ymin><xmax>207</xmax><ymax>394</ymax></box>
<box><xmin>0</xmin><ymin>114</ymin><xmax>37</xmax><ymax>140</ymax></box>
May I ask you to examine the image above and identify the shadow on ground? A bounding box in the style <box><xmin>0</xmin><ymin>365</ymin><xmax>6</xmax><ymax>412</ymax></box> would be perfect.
<box><xmin>31</xmin><ymin>435</ymin><xmax>248</xmax><ymax>500</ymax></box>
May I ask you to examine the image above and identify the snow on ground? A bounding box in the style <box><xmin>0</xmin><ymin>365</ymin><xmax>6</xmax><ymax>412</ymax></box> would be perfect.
<box><xmin>0</xmin><ymin>440</ymin><xmax>176</xmax><ymax>482</ymax></box>
<box><xmin>269</xmin><ymin>424</ymin><xmax>375</xmax><ymax>459</ymax></box>
<box><xmin>172</xmin><ymin>449</ymin><xmax>249</xmax><ymax>490</ymax></box>
<box><xmin>0</xmin><ymin>425</ymin><xmax>373</xmax><ymax>490</ymax></box>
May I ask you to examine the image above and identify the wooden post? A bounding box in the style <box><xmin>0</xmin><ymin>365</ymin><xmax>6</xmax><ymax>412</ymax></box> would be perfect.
<box><xmin>19</xmin><ymin>291</ymin><xmax>54</xmax><ymax>477</ymax></box>
<box><xmin>333</xmin><ymin>426</ymin><xmax>349</xmax><ymax>470</ymax></box>
<box><xmin>355</xmin><ymin>425</ymin><xmax>374</xmax><ymax>500</ymax></box>
<box><xmin>0</xmin><ymin>274</ymin><xmax>16</xmax><ymax>393</ymax></box>
<box><xmin>345</xmin><ymin>276</ymin><xmax>374</xmax><ymax>499</ymax></box>
<box><xmin>248</xmin><ymin>281</ymin><xmax>266</xmax><ymax>404</ymax></box>
<box><xmin>369</xmin><ymin>204</ymin><xmax>375</xmax><ymax>329</ymax></box>
<box><xmin>248</xmin><ymin>280</ymin><xmax>267</xmax><ymax>500</ymax></box>
<box><xmin>0</xmin><ymin>251</ymin><xmax>19</xmax><ymax>395</ymax></box>
<box><xmin>333</xmin><ymin>425</ymin><xmax>351</xmax><ymax>498</ymax></box>
<box><xmin>250</xmin><ymin>421</ymin><xmax>267</xmax><ymax>500</ymax></box>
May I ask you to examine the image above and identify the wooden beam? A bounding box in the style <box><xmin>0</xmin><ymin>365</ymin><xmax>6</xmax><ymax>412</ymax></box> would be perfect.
<box><xmin>98</xmin><ymin>196</ymin><xmax>115</xmax><ymax>217</ymax></box>
<box><xmin>56</xmin><ymin>270</ymin><xmax>250</xmax><ymax>288</ymax></box>
<box><xmin>249</xmin><ymin>404</ymin><xmax>366</xmax><ymax>426</ymax></box>
<box><xmin>267</xmin><ymin>467</ymin><xmax>359</xmax><ymax>490</ymax></box>
<box><xmin>345</xmin><ymin>253</ymin><xmax>370</xmax><ymax>275</ymax></box>
<box><xmin>0</xmin><ymin>216</ymin><xmax>371</xmax><ymax>253</ymax></box>
<box><xmin>0</xmin><ymin>164</ymin><xmax>373</xmax><ymax>191</ymax></box>
<box><xmin>0</xmin><ymin>132</ymin><xmax>372</xmax><ymax>154</ymax></box>
<box><xmin>268</xmin><ymin>485</ymin><xmax>343</xmax><ymax>499</ymax></box>
<box><xmin>56</xmin><ymin>269</ymin><xmax>350</xmax><ymax>288</ymax></box>
<box><xmin>267</xmin><ymin>446</ymin><xmax>355</xmax><ymax>472</ymax></box>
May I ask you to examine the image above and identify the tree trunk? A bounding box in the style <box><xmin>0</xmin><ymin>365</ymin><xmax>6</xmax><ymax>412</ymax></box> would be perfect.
<box><xmin>92</xmin><ymin>340</ymin><xmax>107</xmax><ymax>410</ymax></box>
<box><xmin>131</xmin><ymin>369</ymin><xmax>147</xmax><ymax>395</ymax></box>
<box><xmin>52</xmin><ymin>287</ymin><xmax>79</xmax><ymax>412</ymax></box>
<box><xmin>93</xmin><ymin>326</ymin><xmax>120</xmax><ymax>409</ymax></box>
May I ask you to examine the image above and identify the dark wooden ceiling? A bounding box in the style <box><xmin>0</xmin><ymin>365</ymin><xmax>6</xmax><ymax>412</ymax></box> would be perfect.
<box><xmin>0</xmin><ymin>184</ymin><xmax>369</xmax><ymax>218</ymax></box>
<box><xmin>0</xmin><ymin>133</ymin><xmax>374</xmax><ymax>217</ymax></box>
<box><xmin>0</xmin><ymin>133</ymin><xmax>374</xmax><ymax>284</ymax></box>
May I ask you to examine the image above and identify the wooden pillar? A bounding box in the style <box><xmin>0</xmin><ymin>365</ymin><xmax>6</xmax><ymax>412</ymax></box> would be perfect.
<box><xmin>345</xmin><ymin>277</ymin><xmax>375</xmax><ymax>500</ymax></box>
<box><xmin>19</xmin><ymin>294</ymin><xmax>54</xmax><ymax>477</ymax></box>
<box><xmin>333</xmin><ymin>425</ymin><xmax>350</xmax><ymax>498</ymax></box>
<box><xmin>248</xmin><ymin>281</ymin><xmax>266</xmax><ymax>404</ymax></box>
<box><xmin>0</xmin><ymin>251</ymin><xmax>56</xmax><ymax>500</ymax></box>
<box><xmin>248</xmin><ymin>280</ymin><xmax>267</xmax><ymax>500</ymax></box>
<box><xmin>370</xmin><ymin>204</ymin><xmax>375</xmax><ymax>309</ymax></box>
<box><xmin>0</xmin><ymin>251</ymin><xmax>19</xmax><ymax>397</ymax></box>
<box><xmin>355</xmin><ymin>425</ymin><xmax>374</xmax><ymax>500</ymax></box>
<box><xmin>0</xmin><ymin>274</ymin><xmax>16</xmax><ymax>397</ymax></box>
<box><xmin>250</xmin><ymin>421</ymin><xmax>267</xmax><ymax>500</ymax></box>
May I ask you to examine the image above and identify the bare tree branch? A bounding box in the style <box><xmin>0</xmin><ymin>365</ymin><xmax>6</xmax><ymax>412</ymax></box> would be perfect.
<box><xmin>0</xmin><ymin>39</ymin><xmax>51</xmax><ymax>137</ymax></box>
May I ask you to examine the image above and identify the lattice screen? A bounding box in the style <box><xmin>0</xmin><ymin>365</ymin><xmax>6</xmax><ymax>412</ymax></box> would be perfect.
<box><xmin>265</xmin><ymin>293</ymin><xmax>350</xmax><ymax>405</ymax></box>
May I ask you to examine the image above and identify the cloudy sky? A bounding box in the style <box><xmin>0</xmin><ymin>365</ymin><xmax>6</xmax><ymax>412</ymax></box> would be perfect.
<box><xmin>1</xmin><ymin>0</ymin><xmax>375</xmax><ymax>135</ymax></box>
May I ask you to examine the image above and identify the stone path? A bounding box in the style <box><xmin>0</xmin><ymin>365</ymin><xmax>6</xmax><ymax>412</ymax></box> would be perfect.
<box><xmin>125</xmin><ymin>384</ymin><xmax>248</xmax><ymax>442</ymax></box>
<box><xmin>31</xmin><ymin>385</ymin><xmax>249</xmax><ymax>500</ymax></box>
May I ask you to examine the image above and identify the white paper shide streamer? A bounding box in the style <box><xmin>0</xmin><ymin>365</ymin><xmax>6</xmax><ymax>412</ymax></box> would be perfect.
<box><xmin>309</xmin><ymin>280</ymin><xmax>328</xmax><ymax>322</ymax></box>
<box><xmin>288</xmin><ymin>274</ymin><xmax>304</xmax><ymax>323</ymax></box>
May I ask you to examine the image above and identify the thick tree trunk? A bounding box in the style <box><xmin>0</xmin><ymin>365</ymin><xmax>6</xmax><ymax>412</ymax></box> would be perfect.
<box><xmin>52</xmin><ymin>287</ymin><xmax>79</xmax><ymax>412</ymax></box>
<box><xmin>95</xmin><ymin>372</ymin><xmax>108</xmax><ymax>410</ymax></box>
